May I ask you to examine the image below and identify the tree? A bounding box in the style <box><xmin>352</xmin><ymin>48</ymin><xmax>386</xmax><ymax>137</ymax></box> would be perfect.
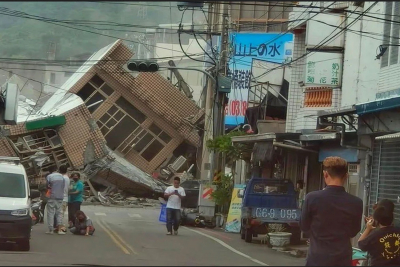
<box><xmin>206</xmin><ymin>130</ymin><xmax>249</xmax><ymax>175</ymax></box>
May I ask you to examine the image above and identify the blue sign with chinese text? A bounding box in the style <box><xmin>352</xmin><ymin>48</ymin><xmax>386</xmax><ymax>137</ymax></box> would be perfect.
<box><xmin>225</xmin><ymin>33</ymin><xmax>293</xmax><ymax>126</ymax></box>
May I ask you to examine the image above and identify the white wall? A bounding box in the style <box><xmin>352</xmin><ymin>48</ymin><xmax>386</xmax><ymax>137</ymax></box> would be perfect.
<box><xmin>286</xmin><ymin>2</ymin><xmax>385</xmax><ymax>132</ymax></box>
<box><xmin>341</xmin><ymin>3</ymin><xmax>383</xmax><ymax>106</ymax></box>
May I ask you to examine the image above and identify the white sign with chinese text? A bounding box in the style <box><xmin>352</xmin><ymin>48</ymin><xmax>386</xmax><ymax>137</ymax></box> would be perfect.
<box><xmin>305</xmin><ymin>52</ymin><xmax>343</xmax><ymax>86</ymax></box>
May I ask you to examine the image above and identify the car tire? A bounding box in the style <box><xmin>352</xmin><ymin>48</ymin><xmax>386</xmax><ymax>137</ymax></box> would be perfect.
<box><xmin>240</xmin><ymin>228</ymin><xmax>245</xmax><ymax>240</ymax></box>
<box><xmin>245</xmin><ymin>229</ymin><xmax>253</xmax><ymax>243</ymax></box>
<box><xmin>18</xmin><ymin>239</ymin><xmax>30</xmax><ymax>251</ymax></box>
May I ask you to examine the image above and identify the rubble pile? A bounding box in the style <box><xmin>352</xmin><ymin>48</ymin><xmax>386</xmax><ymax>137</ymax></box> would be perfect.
<box><xmin>83</xmin><ymin>185</ymin><xmax>163</xmax><ymax>208</ymax></box>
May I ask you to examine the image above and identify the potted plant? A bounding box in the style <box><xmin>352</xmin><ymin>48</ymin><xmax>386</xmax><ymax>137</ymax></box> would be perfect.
<box><xmin>267</xmin><ymin>223</ymin><xmax>292</xmax><ymax>247</ymax></box>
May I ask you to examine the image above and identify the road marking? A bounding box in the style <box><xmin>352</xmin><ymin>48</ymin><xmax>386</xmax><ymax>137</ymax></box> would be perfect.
<box><xmin>101</xmin><ymin>219</ymin><xmax>138</xmax><ymax>255</ymax></box>
<box><xmin>184</xmin><ymin>227</ymin><xmax>269</xmax><ymax>266</ymax></box>
<box><xmin>200</xmin><ymin>228</ymin><xmax>233</xmax><ymax>240</ymax></box>
<box><xmin>96</xmin><ymin>219</ymin><xmax>130</xmax><ymax>255</ymax></box>
<box><xmin>94</xmin><ymin>212</ymin><xmax>107</xmax><ymax>216</ymax></box>
<box><xmin>128</xmin><ymin>214</ymin><xmax>142</xmax><ymax>218</ymax></box>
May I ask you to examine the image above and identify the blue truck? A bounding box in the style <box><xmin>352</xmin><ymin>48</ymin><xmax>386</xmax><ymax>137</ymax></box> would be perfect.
<box><xmin>239</xmin><ymin>178</ymin><xmax>302</xmax><ymax>244</ymax></box>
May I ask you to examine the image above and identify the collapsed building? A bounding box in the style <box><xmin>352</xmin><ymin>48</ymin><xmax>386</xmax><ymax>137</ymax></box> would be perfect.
<box><xmin>0</xmin><ymin>40</ymin><xmax>204</xmax><ymax>197</ymax></box>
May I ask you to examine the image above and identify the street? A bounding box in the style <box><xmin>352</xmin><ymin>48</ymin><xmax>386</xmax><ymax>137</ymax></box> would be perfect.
<box><xmin>0</xmin><ymin>205</ymin><xmax>305</xmax><ymax>266</ymax></box>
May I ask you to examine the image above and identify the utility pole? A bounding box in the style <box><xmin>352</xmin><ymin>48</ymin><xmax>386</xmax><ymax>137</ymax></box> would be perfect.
<box><xmin>212</xmin><ymin>2</ymin><xmax>229</xmax><ymax>176</ymax></box>
<box><xmin>199</xmin><ymin>2</ymin><xmax>216</xmax><ymax>181</ymax></box>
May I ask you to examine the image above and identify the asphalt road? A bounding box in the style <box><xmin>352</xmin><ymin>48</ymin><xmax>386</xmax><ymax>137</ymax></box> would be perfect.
<box><xmin>0</xmin><ymin>205</ymin><xmax>305</xmax><ymax>266</ymax></box>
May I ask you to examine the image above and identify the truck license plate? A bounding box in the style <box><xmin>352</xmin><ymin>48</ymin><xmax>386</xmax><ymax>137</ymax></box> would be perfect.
<box><xmin>254</xmin><ymin>208</ymin><xmax>299</xmax><ymax>220</ymax></box>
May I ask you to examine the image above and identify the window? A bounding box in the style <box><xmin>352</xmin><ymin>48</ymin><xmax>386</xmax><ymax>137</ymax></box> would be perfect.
<box><xmin>116</xmin><ymin>123</ymin><xmax>170</xmax><ymax>162</ymax></box>
<box><xmin>50</xmin><ymin>73</ymin><xmax>56</xmax><ymax>84</ymax></box>
<box><xmin>0</xmin><ymin>173</ymin><xmax>26</xmax><ymax>198</ymax></box>
<box><xmin>381</xmin><ymin>2</ymin><xmax>400</xmax><ymax>68</ymax></box>
<box><xmin>115</xmin><ymin>97</ymin><xmax>146</xmax><ymax>123</ymax></box>
<box><xmin>76</xmin><ymin>74</ymin><xmax>115</xmax><ymax>113</ymax></box>
<box><xmin>250</xmin><ymin>181</ymin><xmax>289</xmax><ymax>195</ymax></box>
<box><xmin>96</xmin><ymin>97</ymin><xmax>170</xmax><ymax>162</ymax></box>
<box><xmin>149</xmin><ymin>123</ymin><xmax>171</xmax><ymax>143</ymax></box>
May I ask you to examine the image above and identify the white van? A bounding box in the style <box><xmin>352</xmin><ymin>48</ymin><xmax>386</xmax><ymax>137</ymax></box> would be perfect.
<box><xmin>0</xmin><ymin>156</ymin><xmax>39</xmax><ymax>251</ymax></box>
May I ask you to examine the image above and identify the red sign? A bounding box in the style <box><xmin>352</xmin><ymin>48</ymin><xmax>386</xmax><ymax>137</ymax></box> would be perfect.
<box><xmin>225</xmin><ymin>100</ymin><xmax>248</xmax><ymax>117</ymax></box>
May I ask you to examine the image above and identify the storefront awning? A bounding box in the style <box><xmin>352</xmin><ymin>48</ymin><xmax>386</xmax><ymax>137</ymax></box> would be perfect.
<box><xmin>355</xmin><ymin>96</ymin><xmax>400</xmax><ymax>115</ymax></box>
<box><xmin>300</xmin><ymin>132</ymin><xmax>339</xmax><ymax>141</ymax></box>
<box><xmin>375</xmin><ymin>132</ymin><xmax>400</xmax><ymax>140</ymax></box>
<box><xmin>317</xmin><ymin>106</ymin><xmax>356</xmax><ymax>118</ymax></box>
<box><xmin>273</xmin><ymin>142</ymin><xmax>318</xmax><ymax>154</ymax></box>
<box><xmin>231</xmin><ymin>133</ymin><xmax>275</xmax><ymax>143</ymax></box>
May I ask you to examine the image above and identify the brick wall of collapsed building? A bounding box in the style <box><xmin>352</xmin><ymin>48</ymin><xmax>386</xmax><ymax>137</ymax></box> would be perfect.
<box><xmin>3</xmin><ymin>104</ymin><xmax>108</xmax><ymax>169</ymax></box>
<box><xmin>0</xmin><ymin>137</ymin><xmax>17</xmax><ymax>157</ymax></box>
<box><xmin>64</xmin><ymin>41</ymin><xmax>201</xmax><ymax>174</ymax></box>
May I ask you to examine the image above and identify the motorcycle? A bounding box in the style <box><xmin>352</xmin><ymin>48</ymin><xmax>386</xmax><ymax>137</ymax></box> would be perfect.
<box><xmin>31</xmin><ymin>200</ymin><xmax>43</xmax><ymax>226</ymax></box>
<box><xmin>181</xmin><ymin>208</ymin><xmax>216</xmax><ymax>229</ymax></box>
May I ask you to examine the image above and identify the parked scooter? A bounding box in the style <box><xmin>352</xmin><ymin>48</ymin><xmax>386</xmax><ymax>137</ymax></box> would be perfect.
<box><xmin>31</xmin><ymin>200</ymin><xmax>43</xmax><ymax>226</ymax></box>
<box><xmin>181</xmin><ymin>208</ymin><xmax>216</xmax><ymax>228</ymax></box>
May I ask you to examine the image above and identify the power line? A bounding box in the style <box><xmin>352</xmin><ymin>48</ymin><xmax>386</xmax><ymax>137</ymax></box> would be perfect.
<box><xmin>0</xmin><ymin>6</ymin><xmax>201</xmax><ymax>56</ymax></box>
<box><xmin>255</xmin><ymin>1</ymin><xmax>378</xmax><ymax>80</ymax></box>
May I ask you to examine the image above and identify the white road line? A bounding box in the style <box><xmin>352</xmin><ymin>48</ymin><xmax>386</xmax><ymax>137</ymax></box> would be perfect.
<box><xmin>128</xmin><ymin>214</ymin><xmax>142</xmax><ymax>218</ymax></box>
<box><xmin>94</xmin><ymin>212</ymin><xmax>107</xmax><ymax>216</ymax></box>
<box><xmin>184</xmin><ymin>227</ymin><xmax>269</xmax><ymax>266</ymax></box>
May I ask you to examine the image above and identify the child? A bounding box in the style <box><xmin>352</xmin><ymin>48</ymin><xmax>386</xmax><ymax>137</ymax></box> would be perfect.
<box><xmin>358</xmin><ymin>200</ymin><xmax>400</xmax><ymax>266</ymax></box>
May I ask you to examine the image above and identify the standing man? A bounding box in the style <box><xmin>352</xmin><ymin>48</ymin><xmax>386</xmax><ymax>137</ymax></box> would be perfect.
<box><xmin>46</xmin><ymin>165</ymin><xmax>65</xmax><ymax>235</ymax></box>
<box><xmin>164</xmin><ymin>177</ymin><xmax>186</xmax><ymax>235</ymax></box>
<box><xmin>300</xmin><ymin>156</ymin><xmax>363</xmax><ymax>266</ymax></box>
<box><xmin>68</xmin><ymin>172</ymin><xmax>84</xmax><ymax>227</ymax></box>
<box><xmin>59</xmin><ymin>164</ymin><xmax>70</xmax><ymax>232</ymax></box>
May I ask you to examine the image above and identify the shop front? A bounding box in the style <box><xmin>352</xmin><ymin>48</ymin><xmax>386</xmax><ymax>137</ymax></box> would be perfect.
<box><xmin>231</xmin><ymin>133</ymin><xmax>319</xmax><ymax>195</ymax></box>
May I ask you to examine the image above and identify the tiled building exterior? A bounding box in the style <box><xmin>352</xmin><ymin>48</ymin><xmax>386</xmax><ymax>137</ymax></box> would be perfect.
<box><xmin>1</xmin><ymin>40</ymin><xmax>203</xmax><ymax>175</ymax></box>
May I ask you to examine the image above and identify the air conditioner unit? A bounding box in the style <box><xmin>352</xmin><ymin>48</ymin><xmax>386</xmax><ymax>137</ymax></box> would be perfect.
<box><xmin>168</xmin><ymin>156</ymin><xmax>187</xmax><ymax>173</ymax></box>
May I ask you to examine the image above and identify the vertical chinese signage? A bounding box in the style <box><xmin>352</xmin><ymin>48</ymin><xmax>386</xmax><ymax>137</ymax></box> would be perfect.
<box><xmin>225</xmin><ymin>33</ymin><xmax>293</xmax><ymax>126</ymax></box>
<box><xmin>225</xmin><ymin>184</ymin><xmax>246</xmax><ymax>233</ymax></box>
<box><xmin>305</xmin><ymin>52</ymin><xmax>343</xmax><ymax>86</ymax></box>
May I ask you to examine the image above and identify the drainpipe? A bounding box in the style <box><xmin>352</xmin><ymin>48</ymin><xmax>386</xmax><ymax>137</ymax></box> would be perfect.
<box><xmin>317</xmin><ymin>117</ymin><xmax>368</xmax><ymax>150</ymax></box>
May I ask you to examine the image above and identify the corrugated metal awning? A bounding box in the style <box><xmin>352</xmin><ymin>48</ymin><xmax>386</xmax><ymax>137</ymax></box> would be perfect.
<box><xmin>375</xmin><ymin>132</ymin><xmax>400</xmax><ymax>140</ymax></box>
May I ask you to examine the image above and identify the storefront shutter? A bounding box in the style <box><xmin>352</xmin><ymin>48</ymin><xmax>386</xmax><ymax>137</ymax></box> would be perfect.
<box><xmin>369</xmin><ymin>139</ymin><xmax>400</xmax><ymax>225</ymax></box>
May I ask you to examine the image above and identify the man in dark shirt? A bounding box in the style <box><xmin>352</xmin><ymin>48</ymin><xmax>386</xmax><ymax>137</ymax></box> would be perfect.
<box><xmin>300</xmin><ymin>156</ymin><xmax>363</xmax><ymax>266</ymax></box>
<box><xmin>358</xmin><ymin>203</ymin><xmax>400</xmax><ymax>266</ymax></box>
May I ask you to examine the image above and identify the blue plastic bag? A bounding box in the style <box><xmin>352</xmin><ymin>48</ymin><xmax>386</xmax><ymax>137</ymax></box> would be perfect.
<box><xmin>159</xmin><ymin>204</ymin><xmax>167</xmax><ymax>223</ymax></box>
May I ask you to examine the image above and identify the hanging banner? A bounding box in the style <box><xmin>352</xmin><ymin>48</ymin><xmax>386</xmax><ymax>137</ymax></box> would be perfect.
<box><xmin>225</xmin><ymin>184</ymin><xmax>246</xmax><ymax>233</ymax></box>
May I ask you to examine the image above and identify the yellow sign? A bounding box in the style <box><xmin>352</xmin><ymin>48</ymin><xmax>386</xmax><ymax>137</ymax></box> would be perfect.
<box><xmin>225</xmin><ymin>184</ymin><xmax>245</xmax><ymax>233</ymax></box>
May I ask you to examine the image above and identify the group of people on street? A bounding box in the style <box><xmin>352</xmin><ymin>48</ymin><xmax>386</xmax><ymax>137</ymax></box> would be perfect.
<box><xmin>39</xmin><ymin>164</ymin><xmax>95</xmax><ymax>236</ymax></box>
<box><xmin>300</xmin><ymin>156</ymin><xmax>400</xmax><ymax>266</ymax></box>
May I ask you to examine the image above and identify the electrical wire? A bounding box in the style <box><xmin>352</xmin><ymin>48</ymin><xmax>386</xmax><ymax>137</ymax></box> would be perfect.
<box><xmin>254</xmin><ymin>2</ymin><xmax>378</xmax><ymax>80</ymax></box>
<box><xmin>0</xmin><ymin>6</ymin><xmax>192</xmax><ymax>56</ymax></box>
<box><xmin>191</xmin><ymin>9</ymin><xmax>216</xmax><ymax>66</ymax></box>
<box><xmin>230</xmin><ymin>1</ymin><xmax>331</xmax><ymax>67</ymax></box>
<box><xmin>178</xmin><ymin>8</ymin><xmax>216</xmax><ymax>66</ymax></box>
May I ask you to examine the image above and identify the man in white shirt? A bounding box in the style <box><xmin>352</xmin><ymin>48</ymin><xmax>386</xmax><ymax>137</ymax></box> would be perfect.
<box><xmin>59</xmin><ymin>164</ymin><xmax>70</xmax><ymax>233</ymax></box>
<box><xmin>164</xmin><ymin>177</ymin><xmax>186</xmax><ymax>235</ymax></box>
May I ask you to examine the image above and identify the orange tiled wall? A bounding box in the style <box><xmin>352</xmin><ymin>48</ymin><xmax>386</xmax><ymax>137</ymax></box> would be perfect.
<box><xmin>0</xmin><ymin>137</ymin><xmax>17</xmax><ymax>156</ymax></box>
<box><xmin>304</xmin><ymin>87</ymin><xmax>333</xmax><ymax>107</ymax></box>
